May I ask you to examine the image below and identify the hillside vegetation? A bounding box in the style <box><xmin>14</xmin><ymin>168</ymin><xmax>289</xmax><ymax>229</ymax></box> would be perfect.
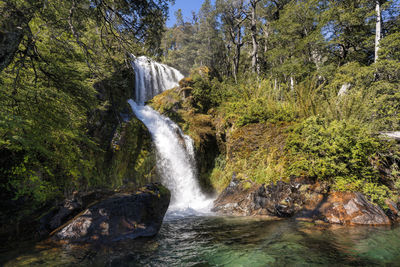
<box><xmin>155</xmin><ymin>0</ymin><xmax>400</xmax><ymax>208</ymax></box>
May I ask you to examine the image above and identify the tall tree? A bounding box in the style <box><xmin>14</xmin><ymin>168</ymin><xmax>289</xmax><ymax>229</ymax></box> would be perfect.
<box><xmin>249</xmin><ymin>0</ymin><xmax>261</xmax><ymax>74</ymax></box>
<box><xmin>375</xmin><ymin>0</ymin><xmax>382</xmax><ymax>62</ymax></box>
<box><xmin>217</xmin><ymin>0</ymin><xmax>248</xmax><ymax>82</ymax></box>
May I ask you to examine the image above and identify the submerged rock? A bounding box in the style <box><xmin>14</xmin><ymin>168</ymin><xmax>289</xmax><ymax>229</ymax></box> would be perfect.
<box><xmin>53</xmin><ymin>183</ymin><xmax>170</xmax><ymax>243</ymax></box>
<box><xmin>213</xmin><ymin>178</ymin><xmax>391</xmax><ymax>225</ymax></box>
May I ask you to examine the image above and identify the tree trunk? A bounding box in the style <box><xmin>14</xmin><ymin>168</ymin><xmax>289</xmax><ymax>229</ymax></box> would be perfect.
<box><xmin>375</xmin><ymin>0</ymin><xmax>382</xmax><ymax>63</ymax></box>
<box><xmin>290</xmin><ymin>75</ymin><xmax>295</xmax><ymax>91</ymax></box>
<box><xmin>0</xmin><ymin>4</ymin><xmax>35</xmax><ymax>73</ymax></box>
<box><xmin>233</xmin><ymin>29</ymin><xmax>242</xmax><ymax>83</ymax></box>
<box><xmin>250</xmin><ymin>0</ymin><xmax>259</xmax><ymax>74</ymax></box>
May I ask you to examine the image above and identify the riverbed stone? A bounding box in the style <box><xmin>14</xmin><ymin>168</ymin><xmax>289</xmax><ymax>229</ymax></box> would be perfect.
<box><xmin>53</xmin><ymin>183</ymin><xmax>170</xmax><ymax>243</ymax></box>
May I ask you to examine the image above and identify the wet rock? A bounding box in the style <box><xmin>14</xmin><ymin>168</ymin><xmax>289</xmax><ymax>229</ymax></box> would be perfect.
<box><xmin>213</xmin><ymin>178</ymin><xmax>391</xmax><ymax>225</ymax></box>
<box><xmin>40</xmin><ymin>198</ymin><xmax>82</xmax><ymax>235</ymax></box>
<box><xmin>38</xmin><ymin>190</ymin><xmax>116</xmax><ymax>238</ymax></box>
<box><xmin>53</xmin><ymin>183</ymin><xmax>170</xmax><ymax>243</ymax></box>
<box><xmin>318</xmin><ymin>192</ymin><xmax>390</xmax><ymax>225</ymax></box>
<box><xmin>385</xmin><ymin>199</ymin><xmax>400</xmax><ymax>221</ymax></box>
<box><xmin>212</xmin><ymin>177</ymin><xmax>260</xmax><ymax>216</ymax></box>
<box><xmin>213</xmin><ymin>177</ymin><xmax>320</xmax><ymax>217</ymax></box>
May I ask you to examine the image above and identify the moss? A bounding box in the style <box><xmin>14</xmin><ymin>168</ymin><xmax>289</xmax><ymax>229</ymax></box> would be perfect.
<box><xmin>179</xmin><ymin>77</ymin><xmax>194</xmax><ymax>88</ymax></box>
<box><xmin>108</xmin><ymin>118</ymin><xmax>157</xmax><ymax>189</ymax></box>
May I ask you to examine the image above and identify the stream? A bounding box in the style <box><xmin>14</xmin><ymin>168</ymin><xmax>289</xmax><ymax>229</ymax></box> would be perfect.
<box><xmin>2</xmin><ymin>217</ymin><xmax>400</xmax><ymax>266</ymax></box>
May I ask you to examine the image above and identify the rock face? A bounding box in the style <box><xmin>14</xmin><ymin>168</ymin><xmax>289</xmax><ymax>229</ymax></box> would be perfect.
<box><xmin>53</xmin><ymin>184</ymin><xmax>170</xmax><ymax>243</ymax></box>
<box><xmin>213</xmin><ymin>178</ymin><xmax>391</xmax><ymax>226</ymax></box>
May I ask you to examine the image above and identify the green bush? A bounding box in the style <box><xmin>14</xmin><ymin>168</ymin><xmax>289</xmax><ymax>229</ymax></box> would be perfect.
<box><xmin>285</xmin><ymin>116</ymin><xmax>398</xmax><ymax>206</ymax></box>
<box><xmin>217</xmin><ymin>76</ymin><xmax>298</xmax><ymax>126</ymax></box>
<box><xmin>190</xmin><ymin>67</ymin><xmax>225</xmax><ymax>113</ymax></box>
<box><xmin>286</xmin><ymin>116</ymin><xmax>381</xmax><ymax>181</ymax></box>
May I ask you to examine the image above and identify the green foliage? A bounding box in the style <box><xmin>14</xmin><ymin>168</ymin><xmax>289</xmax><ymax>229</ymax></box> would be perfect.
<box><xmin>5</xmin><ymin>156</ymin><xmax>60</xmax><ymax>204</ymax></box>
<box><xmin>158</xmin><ymin>0</ymin><xmax>400</xmax><ymax>208</ymax></box>
<box><xmin>190</xmin><ymin>68</ymin><xmax>224</xmax><ymax>112</ymax></box>
<box><xmin>286</xmin><ymin>117</ymin><xmax>380</xmax><ymax>180</ymax></box>
<box><xmin>379</xmin><ymin>32</ymin><xmax>400</xmax><ymax>61</ymax></box>
<box><xmin>217</xmin><ymin>76</ymin><xmax>297</xmax><ymax>126</ymax></box>
<box><xmin>285</xmin><ymin>116</ymin><xmax>397</xmax><ymax>205</ymax></box>
<box><xmin>0</xmin><ymin>0</ymin><xmax>171</xmax><ymax>222</ymax></box>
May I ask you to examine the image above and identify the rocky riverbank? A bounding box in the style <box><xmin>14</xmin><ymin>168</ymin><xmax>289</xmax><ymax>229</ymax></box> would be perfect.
<box><xmin>213</xmin><ymin>177</ymin><xmax>398</xmax><ymax>225</ymax></box>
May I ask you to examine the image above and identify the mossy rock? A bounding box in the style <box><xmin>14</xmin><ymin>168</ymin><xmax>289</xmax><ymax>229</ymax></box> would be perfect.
<box><xmin>209</xmin><ymin>122</ymin><xmax>293</xmax><ymax>191</ymax></box>
<box><xmin>108</xmin><ymin>118</ymin><xmax>157</xmax><ymax>190</ymax></box>
<box><xmin>88</xmin><ymin>63</ymin><xmax>157</xmax><ymax>190</ymax></box>
<box><xmin>179</xmin><ymin>77</ymin><xmax>194</xmax><ymax>88</ymax></box>
<box><xmin>149</xmin><ymin>80</ymin><xmax>219</xmax><ymax>194</ymax></box>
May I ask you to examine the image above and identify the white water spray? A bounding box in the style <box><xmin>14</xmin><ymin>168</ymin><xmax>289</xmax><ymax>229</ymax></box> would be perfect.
<box><xmin>131</xmin><ymin>55</ymin><xmax>184</xmax><ymax>104</ymax></box>
<box><xmin>128</xmin><ymin>56</ymin><xmax>212</xmax><ymax>215</ymax></box>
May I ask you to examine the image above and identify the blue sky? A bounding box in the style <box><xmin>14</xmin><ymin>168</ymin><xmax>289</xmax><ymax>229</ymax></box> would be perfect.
<box><xmin>166</xmin><ymin>0</ymin><xmax>215</xmax><ymax>27</ymax></box>
<box><xmin>166</xmin><ymin>0</ymin><xmax>400</xmax><ymax>28</ymax></box>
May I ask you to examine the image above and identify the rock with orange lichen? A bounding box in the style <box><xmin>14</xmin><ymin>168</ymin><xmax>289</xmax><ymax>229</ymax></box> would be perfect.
<box><xmin>213</xmin><ymin>177</ymin><xmax>391</xmax><ymax>226</ymax></box>
<box><xmin>52</xmin><ymin>183</ymin><xmax>170</xmax><ymax>243</ymax></box>
<box><xmin>317</xmin><ymin>192</ymin><xmax>391</xmax><ymax>225</ymax></box>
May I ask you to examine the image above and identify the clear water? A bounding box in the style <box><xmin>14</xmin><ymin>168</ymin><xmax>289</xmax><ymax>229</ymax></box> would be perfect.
<box><xmin>2</xmin><ymin>217</ymin><xmax>400</xmax><ymax>266</ymax></box>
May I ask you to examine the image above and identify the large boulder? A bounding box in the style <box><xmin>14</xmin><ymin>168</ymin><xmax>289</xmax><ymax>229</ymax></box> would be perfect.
<box><xmin>53</xmin><ymin>183</ymin><xmax>170</xmax><ymax>243</ymax></box>
<box><xmin>316</xmin><ymin>192</ymin><xmax>391</xmax><ymax>225</ymax></box>
<box><xmin>213</xmin><ymin>178</ymin><xmax>391</xmax><ymax>225</ymax></box>
<box><xmin>212</xmin><ymin>178</ymin><xmax>320</xmax><ymax>217</ymax></box>
<box><xmin>38</xmin><ymin>190</ymin><xmax>116</xmax><ymax>237</ymax></box>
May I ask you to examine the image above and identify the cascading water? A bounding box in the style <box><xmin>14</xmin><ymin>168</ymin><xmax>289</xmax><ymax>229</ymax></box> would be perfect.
<box><xmin>131</xmin><ymin>55</ymin><xmax>184</xmax><ymax>104</ymax></box>
<box><xmin>128</xmin><ymin>56</ymin><xmax>213</xmax><ymax>215</ymax></box>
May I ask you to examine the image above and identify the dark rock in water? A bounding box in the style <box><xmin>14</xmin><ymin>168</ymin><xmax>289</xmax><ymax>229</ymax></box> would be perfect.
<box><xmin>39</xmin><ymin>198</ymin><xmax>82</xmax><ymax>236</ymax></box>
<box><xmin>53</xmin><ymin>183</ymin><xmax>170</xmax><ymax>243</ymax></box>
<box><xmin>38</xmin><ymin>190</ymin><xmax>116</xmax><ymax>237</ymax></box>
<box><xmin>213</xmin><ymin>178</ymin><xmax>391</xmax><ymax>225</ymax></box>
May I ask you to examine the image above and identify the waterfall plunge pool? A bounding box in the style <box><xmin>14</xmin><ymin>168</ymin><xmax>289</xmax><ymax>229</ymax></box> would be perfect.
<box><xmin>2</xmin><ymin>216</ymin><xmax>400</xmax><ymax>266</ymax></box>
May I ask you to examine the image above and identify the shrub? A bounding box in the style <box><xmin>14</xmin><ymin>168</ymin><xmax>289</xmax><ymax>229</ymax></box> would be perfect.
<box><xmin>286</xmin><ymin>116</ymin><xmax>381</xmax><ymax>181</ymax></box>
<box><xmin>285</xmin><ymin>116</ymin><xmax>399</xmax><ymax>206</ymax></box>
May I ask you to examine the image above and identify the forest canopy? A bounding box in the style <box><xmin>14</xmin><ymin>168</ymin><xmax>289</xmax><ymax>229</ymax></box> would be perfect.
<box><xmin>0</xmin><ymin>0</ymin><xmax>173</xmax><ymax>219</ymax></box>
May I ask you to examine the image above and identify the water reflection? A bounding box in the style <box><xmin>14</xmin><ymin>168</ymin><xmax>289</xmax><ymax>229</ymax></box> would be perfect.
<box><xmin>1</xmin><ymin>216</ymin><xmax>400</xmax><ymax>266</ymax></box>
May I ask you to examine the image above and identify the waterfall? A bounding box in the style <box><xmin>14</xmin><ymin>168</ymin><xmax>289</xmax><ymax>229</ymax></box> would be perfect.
<box><xmin>131</xmin><ymin>55</ymin><xmax>184</xmax><ymax>104</ymax></box>
<box><xmin>128</xmin><ymin>56</ymin><xmax>212</xmax><ymax>215</ymax></box>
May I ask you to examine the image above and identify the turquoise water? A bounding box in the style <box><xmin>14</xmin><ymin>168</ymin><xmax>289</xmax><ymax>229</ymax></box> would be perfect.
<box><xmin>2</xmin><ymin>216</ymin><xmax>400</xmax><ymax>266</ymax></box>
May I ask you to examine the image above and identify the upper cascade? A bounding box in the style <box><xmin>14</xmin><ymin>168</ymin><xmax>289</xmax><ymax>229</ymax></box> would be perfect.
<box><xmin>128</xmin><ymin>56</ymin><xmax>213</xmax><ymax>217</ymax></box>
<box><xmin>131</xmin><ymin>55</ymin><xmax>184</xmax><ymax>104</ymax></box>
